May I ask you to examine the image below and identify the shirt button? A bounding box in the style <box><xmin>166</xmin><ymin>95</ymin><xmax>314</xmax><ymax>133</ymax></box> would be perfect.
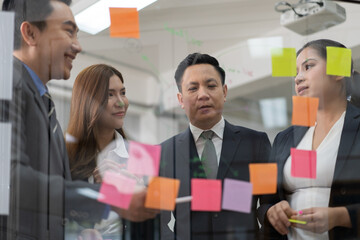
<box><xmin>213</xmin><ymin>213</ymin><xmax>218</xmax><ymax>218</ymax></box>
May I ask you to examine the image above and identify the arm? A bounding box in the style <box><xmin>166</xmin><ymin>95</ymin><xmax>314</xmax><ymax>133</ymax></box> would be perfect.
<box><xmin>257</xmin><ymin>132</ymin><xmax>297</xmax><ymax>236</ymax></box>
<box><xmin>8</xmin><ymin>80</ymin><xmax>106</xmax><ymax>223</ymax></box>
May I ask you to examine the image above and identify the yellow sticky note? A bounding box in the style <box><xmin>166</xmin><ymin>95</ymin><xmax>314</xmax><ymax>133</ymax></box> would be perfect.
<box><xmin>145</xmin><ymin>177</ymin><xmax>180</xmax><ymax>211</ymax></box>
<box><xmin>271</xmin><ymin>48</ymin><xmax>297</xmax><ymax>77</ymax></box>
<box><xmin>109</xmin><ymin>8</ymin><xmax>140</xmax><ymax>38</ymax></box>
<box><xmin>249</xmin><ymin>163</ymin><xmax>277</xmax><ymax>195</ymax></box>
<box><xmin>326</xmin><ymin>47</ymin><xmax>351</xmax><ymax>77</ymax></box>
<box><xmin>292</xmin><ymin>96</ymin><xmax>319</xmax><ymax>127</ymax></box>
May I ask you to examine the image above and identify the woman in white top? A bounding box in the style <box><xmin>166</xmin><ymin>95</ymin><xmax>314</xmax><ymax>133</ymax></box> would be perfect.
<box><xmin>258</xmin><ymin>39</ymin><xmax>360</xmax><ymax>240</ymax></box>
<box><xmin>66</xmin><ymin>64</ymin><xmax>130</xmax><ymax>239</ymax></box>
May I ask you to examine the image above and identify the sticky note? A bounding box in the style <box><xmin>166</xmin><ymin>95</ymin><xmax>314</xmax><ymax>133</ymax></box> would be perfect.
<box><xmin>145</xmin><ymin>177</ymin><xmax>180</xmax><ymax>211</ymax></box>
<box><xmin>326</xmin><ymin>47</ymin><xmax>351</xmax><ymax>77</ymax></box>
<box><xmin>271</xmin><ymin>48</ymin><xmax>297</xmax><ymax>77</ymax></box>
<box><xmin>98</xmin><ymin>172</ymin><xmax>136</xmax><ymax>209</ymax></box>
<box><xmin>292</xmin><ymin>96</ymin><xmax>319</xmax><ymax>127</ymax></box>
<box><xmin>109</xmin><ymin>8</ymin><xmax>140</xmax><ymax>38</ymax></box>
<box><xmin>191</xmin><ymin>179</ymin><xmax>221</xmax><ymax>212</ymax></box>
<box><xmin>127</xmin><ymin>141</ymin><xmax>161</xmax><ymax>176</ymax></box>
<box><xmin>222</xmin><ymin>179</ymin><xmax>252</xmax><ymax>213</ymax></box>
<box><xmin>249</xmin><ymin>163</ymin><xmax>277</xmax><ymax>195</ymax></box>
<box><xmin>291</xmin><ymin>148</ymin><xmax>316</xmax><ymax>179</ymax></box>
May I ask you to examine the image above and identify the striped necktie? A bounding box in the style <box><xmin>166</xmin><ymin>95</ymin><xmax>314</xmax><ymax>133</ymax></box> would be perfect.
<box><xmin>42</xmin><ymin>92</ymin><xmax>58</xmax><ymax>135</ymax></box>
<box><xmin>200</xmin><ymin>130</ymin><xmax>218</xmax><ymax>179</ymax></box>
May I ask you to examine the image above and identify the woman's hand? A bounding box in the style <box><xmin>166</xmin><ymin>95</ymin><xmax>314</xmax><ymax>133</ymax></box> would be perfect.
<box><xmin>266</xmin><ymin>200</ymin><xmax>298</xmax><ymax>235</ymax></box>
<box><xmin>93</xmin><ymin>159</ymin><xmax>126</xmax><ymax>183</ymax></box>
<box><xmin>291</xmin><ymin>207</ymin><xmax>351</xmax><ymax>233</ymax></box>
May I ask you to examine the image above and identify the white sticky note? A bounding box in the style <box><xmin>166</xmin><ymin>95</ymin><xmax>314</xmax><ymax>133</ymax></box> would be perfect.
<box><xmin>0</xmin><ymin>123</ymin><xmax>12</xmax><ymax>215</ymax></box>
<box><xmin>0</xmin><ymin>12</ymin><xmax>14</xmax><ymax>100</ymax></box>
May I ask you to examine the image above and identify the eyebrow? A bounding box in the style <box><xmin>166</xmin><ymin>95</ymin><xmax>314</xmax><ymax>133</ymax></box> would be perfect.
<box><xmin>186</xmin><ymin>78</ymin><xmax>218</xmax><ymax>87</ymax></box>
<box><xmin>205</xmin><ymin>78</ymin><xmax>218</xmax><ymax>83</ymax></box>
<box><xmin>63</xmin><ymin>20</ymin><xmax>79</xmax><ymax>32</ymax></box>
<box><xmin>301</xmin><ymin>58</ymin><xmax>317</xmax><ymax>66</ymax></box>
<box><xmin>109</xmin><ymin>88</ymin><xmax>126</xmax><ymax>91</ymax></box>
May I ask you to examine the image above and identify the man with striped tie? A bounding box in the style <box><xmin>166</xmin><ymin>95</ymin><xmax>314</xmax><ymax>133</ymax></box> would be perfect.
<box><xmin>160</xmin><ymin>53</ymin><xmax>271</xmax><ymax>240</ymax></box>
<box><xmin>1</xmin><ymin>0</ymin><xmax>157</xmax><ymax>239</ymax></box>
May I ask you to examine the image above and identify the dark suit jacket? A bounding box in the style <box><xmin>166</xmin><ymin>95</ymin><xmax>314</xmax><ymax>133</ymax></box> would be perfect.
<box><xmin>160</xmin><ymin>120</ymin><xmax>271</xmax><ymax>240</ymax></box>
<box><xmin>258</xmin><ymin>103</ymin><xmax>360</xmax><ymax>240</ymax></box>
<box><xmin>0</xmin><ymin>57</ymin><xmax>106</xmax><ymax>239</ymax></box>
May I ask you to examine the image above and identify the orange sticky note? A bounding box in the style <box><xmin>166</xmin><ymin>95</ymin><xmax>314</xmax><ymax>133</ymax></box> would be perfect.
<box><xmin>249</xmin><ymin>163</ymin><xmax>277</xmax><ymax>195</ymax></box>
<box><xmin>109</xmin><ymin>8</ymin><xmax>140</xmax><ymax>38</ymax></box>
<box><xmin>292</xmin><ymin>96</ymin><xmax>319</xmax><ymax>127</ymax></box>
<box><xmin>145</xmin><ymin>177</ymin><xmax>180</xmax><ymax>211</ymax></box>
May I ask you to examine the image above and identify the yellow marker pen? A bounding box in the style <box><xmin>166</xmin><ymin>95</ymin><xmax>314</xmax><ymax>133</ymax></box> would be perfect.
<box><xmin>289</xmin><ymin>219</ymin><xmax>307</xmax><ymax>225</ymax></box>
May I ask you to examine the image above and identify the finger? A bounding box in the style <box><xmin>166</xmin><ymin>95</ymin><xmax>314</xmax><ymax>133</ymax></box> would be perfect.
<box><xmin>300</xmin><ymin>207</ymin><xmax>315</xmax><ymax>215</ymax></box>
<box><xmin>268</xmin><ymin>207</ymin><xmax>290</xmax><ymax>235</ymax></box>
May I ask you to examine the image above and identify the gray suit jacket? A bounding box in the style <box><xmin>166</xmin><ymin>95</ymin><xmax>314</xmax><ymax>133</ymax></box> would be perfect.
<box><xmin>2</xmin><ymin>57</ymin><xmax>106</xmax><ymax>239</ymax></box>
<box><xmin>160</xmin><ymin>120</ymin><xmax>271</xmax><ymax>240</ymax></box>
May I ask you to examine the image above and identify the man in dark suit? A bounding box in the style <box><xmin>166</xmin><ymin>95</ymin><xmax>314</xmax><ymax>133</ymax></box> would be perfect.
<box><xmin>0</xmin><ymin>0</ymin><xmax>156</xmax><ymax>239</ymax></box>
<box><xmin>160</xmin><ymin>53</ymin><xmax>271</xmax><ymax>240</ymax></box>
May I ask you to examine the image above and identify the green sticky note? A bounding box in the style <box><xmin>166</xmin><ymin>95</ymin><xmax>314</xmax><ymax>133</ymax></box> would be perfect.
<box><xmin>271</xmin><ymin>48</ymin><xmax>296</xmax><ymax>77</ymax></box>
<box><xmin>326</xmin><ymin>47</ymin><xmax>351</xmax><ymax>77</ymax></box>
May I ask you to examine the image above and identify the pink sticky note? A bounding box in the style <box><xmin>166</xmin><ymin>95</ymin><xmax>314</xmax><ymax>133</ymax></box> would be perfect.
<box><xmin>291</xmin><ymin>148</ymin><xmax>317</xmax><ymax>179</ymax></box>
<box><xmin>98</xmin><ymin>172</ymin><xmax>136</xmax><ymax>209</ymax></box>
<box><xmin>191</xmin><ymin>179</ymin><xmax>221</xmax><ymax>212</ymax></box>
<box><xmin>222</xmin><ymin>179</ymin><xmax>253</xmax><ymax>213</ymax></box>
<box><xmin>127</xmin><ymin>141</ymin><xmax>161</xmax><ymax>176</ymax></box>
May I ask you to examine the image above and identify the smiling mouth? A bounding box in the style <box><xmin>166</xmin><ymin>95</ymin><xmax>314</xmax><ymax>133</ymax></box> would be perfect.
<box><xmin>113</xmin><ymin>112</ymin><xmax>125</xmax><ymax>116</ymax></box>
<box><xmin>297</xmin><ymin>86</ymin><xmax>308</xmax><ymax>95</ymax></box>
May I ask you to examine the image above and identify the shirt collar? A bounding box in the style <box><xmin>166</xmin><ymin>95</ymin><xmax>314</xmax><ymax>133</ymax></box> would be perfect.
<box><xmin>189</xmin><ymin>116</ymin><xmax>225</xmax><ymax>142</ymax></box>
<box><xmin>22</xmin><ymin>62</ymin><xmax>47</xmax><ymax>96</ymax></box>
<box><xmin>112</xmin><ymin>131</ymin><xmax>129</xmax><ymax>158</ymax></box>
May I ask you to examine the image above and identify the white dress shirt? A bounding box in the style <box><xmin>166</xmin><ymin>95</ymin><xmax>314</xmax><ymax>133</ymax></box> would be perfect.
<box><xmin>283</xmin><ymin>111</ymin><xmax>346</xmax><ymax>240</ymax></box>
<box><xmin>91</xmin><ymin>131</ymin><xmax>129</xmax><ymax>237</ymax></box>
<box><xmin>189</xmin><ymin>117</ymin><xmax>225</xmax><ymax>166</ymax></box>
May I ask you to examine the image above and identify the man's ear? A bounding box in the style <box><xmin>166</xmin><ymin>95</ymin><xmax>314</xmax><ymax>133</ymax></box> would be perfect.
<box><xmin>223</xmin><ymin>84</ymin><xmax>228</xmax><ymax>102</ymax></box>
<box><xmin>20</xmin><ymin>22</ymin><xmax>39</xmax><ymax>47</ymax></box>
<box><xmin>177</xmin><ymin>92</ymin><xmax>184</xmax><ymax>109</ymax></box>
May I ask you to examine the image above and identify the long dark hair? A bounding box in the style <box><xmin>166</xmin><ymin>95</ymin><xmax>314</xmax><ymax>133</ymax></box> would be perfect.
<box><xmin>297</xmin><ymin>39</ymin><xmax>360</xmax><ymax>107</ymax></box>
<box><xmin>66</xmin><ymin>64</ymin><xmax>127</xmax><ymax>180</ymax></box>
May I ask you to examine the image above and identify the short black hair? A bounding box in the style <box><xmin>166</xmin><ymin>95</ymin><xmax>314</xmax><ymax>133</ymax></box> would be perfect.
<box><xmin>174</xmin><ymin>53</ymin><xmax>225</xmax><ymax>92</ymax></box>
<box><xmin>2</xmin><ymin>0</ymin><xmax>72</xmax><ymax>50</ymax></box>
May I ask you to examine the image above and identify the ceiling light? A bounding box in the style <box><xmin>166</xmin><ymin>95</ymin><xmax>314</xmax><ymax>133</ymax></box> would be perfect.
<box><xmin>75</xmin><ymin>0</ymin><xmax>157</xmax><ymax>35</ymax></box>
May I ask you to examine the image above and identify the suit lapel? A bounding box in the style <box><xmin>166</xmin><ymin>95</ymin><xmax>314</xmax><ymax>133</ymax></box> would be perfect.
<box><xmin>174</xmin><ymin>128</ymin><xmax>192</xmax><ymax>195</ymax></box>
<box><xmin>333</xmin><ymin>104</ymin><xmax>360</xmax><ymax>180</ymax></box>
<box><xmin>217</xmin><ymin>121</ymin><xmax>243</xmax><ymax>180</ymax></box>
<box><xmin>13</xmin><ymin>57</ymin><xmax>49</xmax><ymax>123</ymax></box>
<box><xmin>174</xmin><ymin>129</ymin><xmax>191</xmax><ymax>240</ymax></box>
<box><xmin>276</xmin><ymin>126</ymin><xmax>308</xmax><ymax>198</ymax></box>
